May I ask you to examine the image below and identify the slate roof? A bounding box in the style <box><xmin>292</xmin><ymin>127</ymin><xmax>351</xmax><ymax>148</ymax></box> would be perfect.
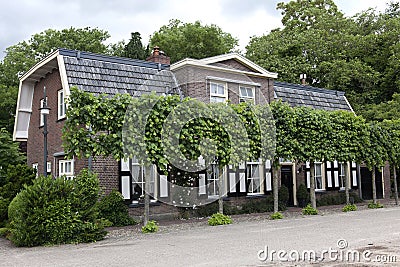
<box><xmin>274</xmin><ymin>81</ymin><xmax>353</xmax><ymax>112</ymax></box>
<box><xmin>59</xmin><ymin>48</ymin><xmax>178</xmax><ymax>97</ymax></box>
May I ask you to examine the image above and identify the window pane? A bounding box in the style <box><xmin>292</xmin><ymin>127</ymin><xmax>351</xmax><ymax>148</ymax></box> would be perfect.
<box><xmin>210</xmin><ymin>83</ymin><xmax>218</xmax><ymax>94</ymax></box>
<box><xmin>315</xmin><ymin>164</ymin><xmax>322</xmax><ymax>176</ymax></box>
<box><xmin>217</xmin><ymin>85</ymin><xmax>225</xmax><ymax>95</ymax></box>
<box><xmin>247</xmin><ymin>88</ymin><xmax>253</xmax><ymax>97</ymax></box>
<box><xmin>240</xmin><ymin>88</ymin><xmax>246</xmax><ymax>97</ymax></box>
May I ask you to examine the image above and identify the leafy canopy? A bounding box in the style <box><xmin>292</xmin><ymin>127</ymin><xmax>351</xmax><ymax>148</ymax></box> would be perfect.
<box><xmin>150</xmin><ymin>19</ymin><xmax>238</xmax><ymax>63</ymax></box>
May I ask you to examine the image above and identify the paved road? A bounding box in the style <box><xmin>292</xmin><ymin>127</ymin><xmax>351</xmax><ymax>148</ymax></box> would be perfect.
<box><xmin>2</xmin><ymin>207</ymin><xmax>400</xmax><ymax>266</ymax></box>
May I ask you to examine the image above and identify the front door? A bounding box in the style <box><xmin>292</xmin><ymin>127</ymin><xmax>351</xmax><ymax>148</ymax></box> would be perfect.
<box><xmin>360</xmin><ymin>167</ymin><xmax>383</xmax><ymax>200</ymax></box>
<box><xmin>281</xmin><ymin>166</ymin><xmax>294</xmax><ymax>206</ymax></box>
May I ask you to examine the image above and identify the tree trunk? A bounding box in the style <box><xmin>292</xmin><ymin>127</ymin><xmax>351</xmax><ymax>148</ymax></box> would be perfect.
<box><xmin>393</xmin><ymin>166</ymin><xmax>399</xmax><ymax>205</ymax></box>
<box><xmin>310</xmin><ymin>162</ymin><xmax>316</xmax><ymax>209</ymax></box>
<box><xmin>344</xmin><ymin>161</ymin><xmax>350</xmax><ymax>205</ymax></box>
<box><xmin>144</xmin><ymin>165</ymin><xmax>151</xmax><ymax>226</ymax></box>
<box><xmin>372</xmin><ymin>166</ymin><xmax>377</xmax><ymax>204</ymax></box>
<box><xmin>218</xmin><ymin>165</ymin><xmax>224</xmax><ymax>214</ymax></box>
<box><xmin>273</xmin><ymin>165</ymin><xmax>280</xmax><ymax>213</ymax></box>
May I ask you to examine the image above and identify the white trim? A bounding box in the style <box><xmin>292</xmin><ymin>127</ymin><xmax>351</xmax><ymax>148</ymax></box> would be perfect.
<box><xmin>32</xmin><ymin>163</ymin><xmax>38</xmax><ymax>177</ymax></box>
<box><xmin>198</xmin><ymin>53</ymin><xmax>278</xmax><ymax>78</ymax></box>
<box><xmin>343</xmin><ymin>95</ymin><xmax>355</xmax><ymax>114</ymax></box>
<box><xmin>57</xmin><ymin>55</ymin><xmax>70</xmax><ymax>97</ymax></box>
<box><xmin>20</xmin><ymin>50</ymin><xmax>59</xmax><ymax>82</ymax></box>
<box><xmin>206</xmin><ymin>76</ymin><xmax>261</xmax><ymax>87</ymax></box>
<box><xmin>59</xmin><ymin>159</ymin><xmax>74</xmax><ymax>180</ymax></box>
<box><xmin>171</xmin><ymin>55</ymin><xmax>278</xmax><ymax>79</ymax></box>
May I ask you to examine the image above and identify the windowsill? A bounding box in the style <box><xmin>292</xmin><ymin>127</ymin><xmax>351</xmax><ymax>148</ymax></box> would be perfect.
<box><xmin>57</xmin><ymin>116</ymin><xmax>66</xmax><ymax>122</ymax></box>
<box><xmin>315</xmin><ymin>189</ymin><xmax>327</xmax><ymax>194</ymax></box>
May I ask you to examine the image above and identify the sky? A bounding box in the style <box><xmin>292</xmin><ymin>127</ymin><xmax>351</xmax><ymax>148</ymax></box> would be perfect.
<box><xmin>0</xmin><ymin>0</ymin><xmax>390</xmax><ymax>59</ymax></box>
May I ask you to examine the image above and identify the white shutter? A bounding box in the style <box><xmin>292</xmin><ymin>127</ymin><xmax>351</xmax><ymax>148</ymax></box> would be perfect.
<box><xmin>327</xmin><ymin>171</ymin><xmax>333</xmax><ymax>188</ymax></box>
<box><xmin>121</xmin><ymin>176</ymin><xmax>130</xmax><ymax>199</ymax></box>
<box><xmin>199</xmin><ymin>174</ymin><xmax>206</xmax><ymax>195</ymax></box>
<box><xmin>121</xmin><ymin>158</ymin><xmax>130</xmax><ymax>171</ymax></box>
<box><xmin>229</xmin><ymin>173</ymin><xmax>236</xmax><ymax>193</ymax></box>
<box><xmin>265</xmin><ymin>172</ymin><xmax>272</xmax><ymax>191</ymax></box>
<box><xmin>326</xmin><ymin>161</ymin><xmax>331</xmax><ymax>168</ymax></box>
<box><xmin>160</xmin><ymin>175</ymin><xmax>168</xmax><ymax>197</ymax></box>
<box><xmin>352</xmin><ymin>170</ymin><xmax>357</xmax><ymax>186</ymax></box>
<box><xmin>306</xmin><ymin>171</ymin><xmax>310</xmax><ymax>188</ymax></box>
<box><xmin>239</xmin><ymin>172</ymin><xmax>246</xmax><ymax>192</ymax></box>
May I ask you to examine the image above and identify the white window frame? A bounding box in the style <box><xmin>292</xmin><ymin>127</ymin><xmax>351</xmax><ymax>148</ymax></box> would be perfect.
<box><xmin>246</xmin><ymin>161</ymin><xmax>261</xmax><ymax>195</ymax></box>
<box><xmin>59</xmin><ymin>159</ymin><xmax>74</xmax><ymax>180</ymax></box>
<box><xmin>39</xmin><ymin>97</ymin><xmax>47</xmax><ymax>127</ymax></box>
<box><xmin>210</xmin><ymin>81</ymin><xmax>227</xmax><ymax>103</ymax></box>
<box><xmin>32</xmin><ymin>163</ymin><xmax>38</xmax><ymax>177</ymax></box>
<box><xmin>314</xmin><ymin>162</ymin><xmax>325</xmax><ymax>191</ymax></box>
<box><xmin>239</xmin><ymin>86</ymin><xmax>255</xmax><ymax>104</ymax></box>
<box><xmin>131</xmin><ymin>157</ymin><xmax>155</xmax><ymax>203</ymax></box>
<box><xmin>207</xmin><ymin>163</ymin><xmax>219</xmax><ymax>197</ymax></box>
<box><xmin>58</xmin><ymin>89</ymin><xmax>66</xmax><ymax>119</ymax></box>
<box><xmin>47</xmin><ymin>161</ymin><xmax>51</xmax><ymax>175</ymax></box>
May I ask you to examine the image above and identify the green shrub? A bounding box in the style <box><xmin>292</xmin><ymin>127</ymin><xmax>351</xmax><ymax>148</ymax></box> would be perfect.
<box><xmin>368</xmin><ymin>201</ymin><xmax>384</xmax><ymax>209</ymax></box>
<box><xmin>302</xmin><ymin>204</ymin><xmax>318</xmax><ymax>215</ymax></box>
<box><xmin>279</xmin><ymin>185</ymin><xmax>289</xmax><ymax>210</ymax></box>
<box><xmin>342</xmin><ymin>204</ymin><xmax>357</xmax><ymax>212</ymax></box>
<box><xmin>208</xmin><ymin>213</ymin><xmax>233</xmax><ymax>226</ymax></box>
<box><xmin>98</xmin><ymin>190</ymin><xmax>136</xmax><ymax>226</ymax></box>
<box><xmin>8</xmin><ymin>169</ymin><xmax>106</xmax><ymax>246</ymax></box>
<box><xmin>270</xmin><ymin>212</ymin><xmax>283</xmax><ymax>220</ymax></box>
<box><xmin>0</xmin><ymin>227</ymin><xmax>9</xmax><ymax>237</ymax></box>
<box><xmin>0</xmin><ymin>165</ymin><xmax>36</xmax><ymax>227</ymax></box>
<box><xmin>317</xmin><ymin>193</ymin><xmax>363</xmax><ymax>207</ymax></box>
<box><xmin>142</xmin><ymin>220</ymin><xmax>159</xmax><ymax>233</ymax></box>
<box><xmin>296</xmin><ymin>184</ymin><xmax>309</xmax><ymax>208</ymax></box>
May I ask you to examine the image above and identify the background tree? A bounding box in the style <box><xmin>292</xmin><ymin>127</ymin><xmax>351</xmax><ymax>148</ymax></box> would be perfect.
<box><xmin>246</xmin><ymin>1</ymin><xmax>400</xmax><ymax>118</ymax></box>
<box><xmin>150</xmin><ymin>19</ymin><xmax>238</xmax><ymax>63</ymax></box>
<box><xmin>124</xmin><ymin>32</ymin><xmax>148</xmax><ymax>60</ymax></box>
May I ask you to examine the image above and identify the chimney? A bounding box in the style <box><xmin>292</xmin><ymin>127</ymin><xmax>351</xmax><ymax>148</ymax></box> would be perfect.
<box><xmin>300</xmin><ymin>74</ymin><xmax>307</xmax><ymax>85</ymax></box>
<box><xmin>146</xmin><ymin>46</ymin><xmax>170</xmax><ymax>65</ymax></box>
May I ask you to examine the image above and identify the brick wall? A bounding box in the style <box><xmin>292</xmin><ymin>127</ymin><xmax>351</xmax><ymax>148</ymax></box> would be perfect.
<box><xmin>27</xmin><ymin>70</ymin><xmax>64</xmax><ymax>176</ymax></box>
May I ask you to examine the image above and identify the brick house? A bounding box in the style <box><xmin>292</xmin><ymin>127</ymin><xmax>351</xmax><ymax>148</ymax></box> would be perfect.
<box><xmin>13</xmin><ymin>48</ymin><xmax>389</xmax><ymax>216</ymax></box>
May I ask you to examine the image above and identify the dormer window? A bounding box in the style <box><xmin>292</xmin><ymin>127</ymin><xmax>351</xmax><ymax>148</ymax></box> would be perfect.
<box><xmin>210</xmin><ymin>82</ymin><xmax>227</xmax><ymax>103</ymax></box>
<box><xmin>239</xmin><ymin>86</ymin><xmax>255</xmax><ymax>104</ymax></box>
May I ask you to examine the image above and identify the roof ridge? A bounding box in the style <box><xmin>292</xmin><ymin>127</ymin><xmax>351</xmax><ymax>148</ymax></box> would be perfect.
<box><xmin>58</xmin><ymin>48</ymin><xmax>170</xmax><ymax>70</ymax></box>
<box><xmin>274</xmin><ymin>81</ymin><xmax>344</xmax><ymax>96</ymax></box>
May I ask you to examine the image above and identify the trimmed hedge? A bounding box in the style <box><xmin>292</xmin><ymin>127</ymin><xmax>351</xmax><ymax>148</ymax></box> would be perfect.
<box><xmin>8</xmin><ymin>169</ymin><xmax>107</xmax><ymax>246</ymax></box>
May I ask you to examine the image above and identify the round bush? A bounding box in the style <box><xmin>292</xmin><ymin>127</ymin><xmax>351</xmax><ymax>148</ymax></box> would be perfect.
<box><xmin>8</xmin><ymin>170</ymin><xmax>106</xmax><ymax>247</ymax></box>
<box><xmin>98</xmin><ymin>190</ymin><xmax>136</xmax><ymax>226</ymax></box>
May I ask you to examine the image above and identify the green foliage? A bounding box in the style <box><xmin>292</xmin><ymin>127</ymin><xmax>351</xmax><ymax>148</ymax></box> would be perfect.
<box><xmin>296</xmin><ymin>184</ymin><xmax>309</xmax><ymax>201</ymax></box>
<box><xmin>246</xmin><ymin>1</ymin><xmax>400</xmax><ymax>116</ymax></box>
<box><xmin>98</xmin><ymin>190</ymin><xmax>136</xmax><ymax>226</ymax></box>
<box><xmin>0</xmin><ymin>227</ymin><xmax>9</xmax><ymax>237</ymax></box>
<box><xmin>141</xmin><ymin>220</ymin><xmax>159</xmax><ymax>233</ymax></box>
<box><xmin>368</xmin><ymin>201</ymin><xmax>384</xmax><ymax>209</ymax></box>
<box><xmin>208</xmin><ymin>213</ymin><xmax>232</xmax><ymax>226</ymax></box>
<box><xmin>8</xmin><ymin>169</ymin><xmax>106</xmax><ymax>247</ymax></box>
<box><xmin>342</xmin><ymin>204</ymin><xmax>357</xmax><ymax>212</ymax></box>
<box><xmin>317</xmin><ymin>193</ymin><xmax>363</xmax><ymax>207</ymax></box>
<box><xmin>302</xmin><ymin>204</ymin><xmax>318</xmax><ymax>215</ymax></box>
<box><xmin>278</xmin><ymin>185</ymin><xmax>289</xmax><ymax>208</ymax></box>
<box><xmin>270</xmin><ymin>212</ymin><xmax>283</xmax><ymax>220</ymax></box>
<box><xmin>0</xmin><ymin>129</ymin><xmax>25</xmax><ymax>174</ymax></box>
<box><xmin>0</xmin><ymin>164</ymin><xmax>35</xmax><ymax>227</ymax></box>
<box><xmin>124</xmin><ymin>32</ymin><xmax>148</xmax><ymax>60</ymax></box>
<box><xmin>150</xmin><ymin>19</ymin><xmax>238</xmax><ymax>63</ymax></box>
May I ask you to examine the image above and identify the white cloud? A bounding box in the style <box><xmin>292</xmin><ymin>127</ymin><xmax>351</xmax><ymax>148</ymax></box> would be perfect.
<box><xmin>0</xmin><ymin>0</ymin><xmax>394</xmax><ymax>59</ymax></box>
